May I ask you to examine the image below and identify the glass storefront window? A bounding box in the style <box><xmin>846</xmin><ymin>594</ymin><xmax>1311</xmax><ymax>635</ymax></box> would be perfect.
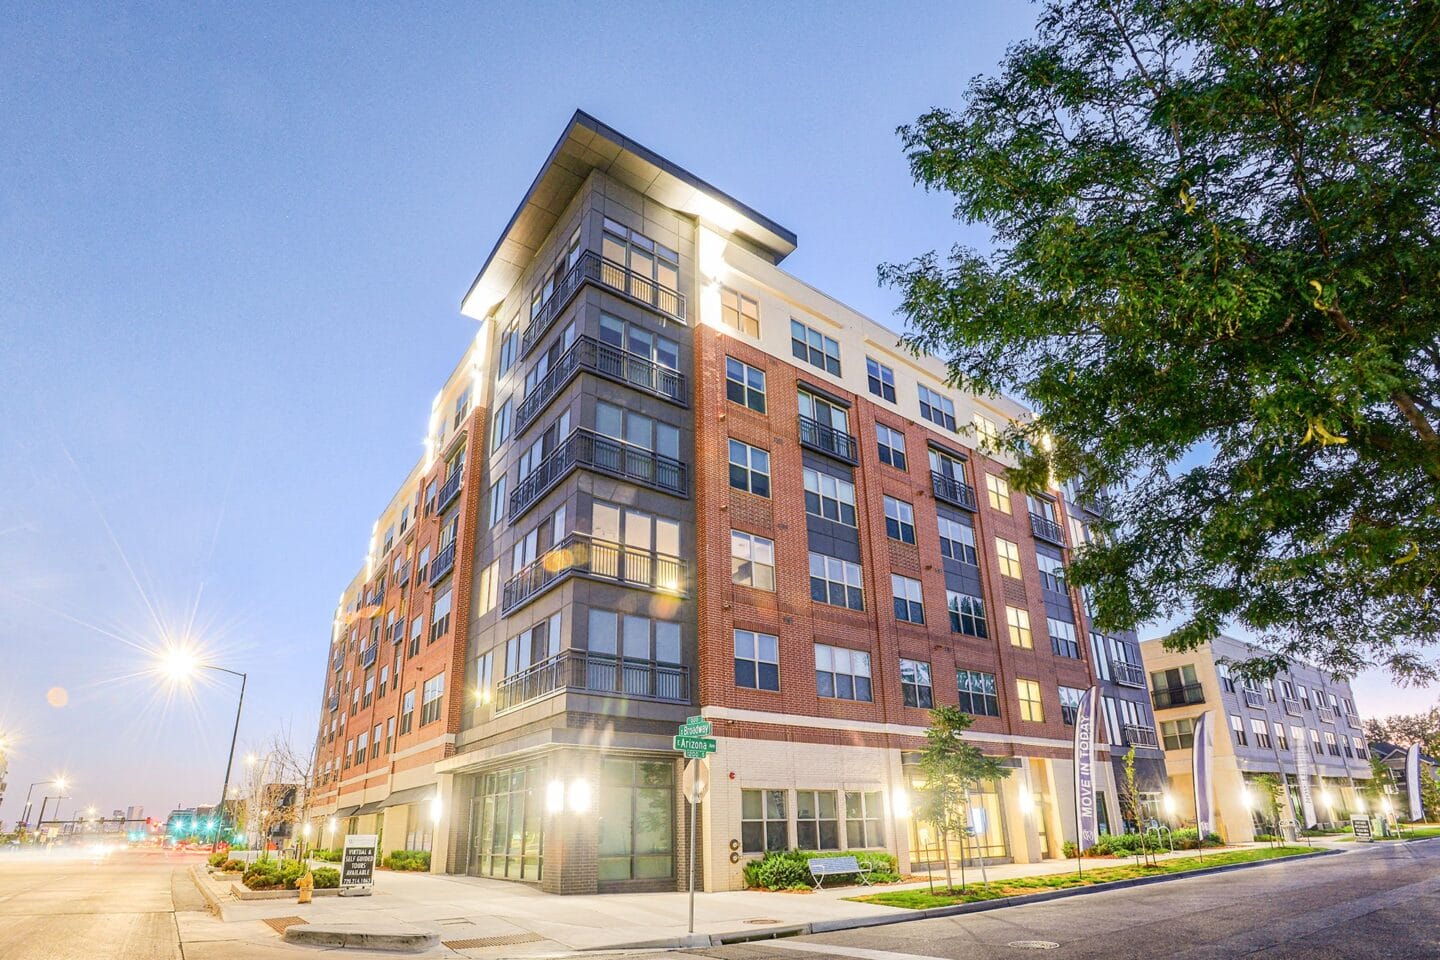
<box><xmin>471</xmin><ymin>762</ymin><xmax>546</xmax><ymax>881</ymax></box>
<box><xmin>598</xmin><ymin>758</ymin><xmax>675</xmax><ymax>882</ymax></box>
<box><xmin>904</xmin><ymin>767</ymin><xmax>1010</xmax><ymax>864</ymax></box>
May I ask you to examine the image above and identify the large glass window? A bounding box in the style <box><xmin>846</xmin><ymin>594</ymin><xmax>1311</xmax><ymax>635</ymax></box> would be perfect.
<box><xmin>900</xmin><ymin>658</ymin><xmax>933</xmax><ymax>708</ymax></box>
<box><xmin>892</xmin><ymin>574</ymin><xmax>924</xmax><ymax>623</ymax></box>
<box><xmin>602</xmin><ymin>217</ymin><xmax>679</xmax><ymax>295</ymax></box>
<box><xmin>957</xmin><ymin>669</ymin><xmax>1000</xmax><ymax>717</ymax></box>
<box><xmin>599</xmin><ymin>313</ymin><xmax>678</xmax><ymax>370</ymax></box>
<box><xmin>721</xmin><ymin>287</ymin><xmax>760</xmax><ymax>336</ymax></box>
<box><xmin>473</xmin><ymin>762</ymin><xmax>546</xmax><ymax>880</ymax></box>
<box><xmin>815</xmin><ymin>643</ymin><xmax>872</xmax><ymax>701</ymax></box>
<box><xmin>803</xmin><ymin>468</ymin><xmax>857</xmax><ymax>526</ymax></box>
<box><xmin>725</xmin><ymin>357</ymin><xmax>766</xmax><ymax>412</ymax></box>
<box><xmin>866</xmin><ymin>358</ymin><xmax>897</xmax><ymax>402</ymax></box>
<box><xmin>918</xmin><ymin>385</ymin><xmax>956</xmax><ymax>430</ymax></box>
<box><xmin>883</xmin><ymin>496</ymin><xmax>917</xmax><ymax>544</ymax></box>
<box><xmin>1160</xmin><ymin>717</ymin><xmax>1196</xmax><ymax>750</ymax></box>
<box><xmin>845</xmin><ymin>792</ymin><xmax>886</xmax><ymax>848</ymax></box>
<box><xmin>728</xmin><ymin>440</ymin><xmax>771</xmax><ymax>496</ymax></box>
<box><xmin>598</xmin><ymin>758</ymin><xmax>674</xmax><ymax>882</ymax></box>
<box><xmin>937</xmin><ymin>516</ymin><xmax>977</xmax><ymax>563</ymax></box>
<box><xmin>731</xmin><ymin>530</ymin><xmax>776</xmax><ymax>591</ymax></box>
<box><xmin>796</xmin><ymin>791</ymin><xmax>841</xmax><ymax>850</ymax></box>
<box><xmin>791</xmin><ymin>319</ymin><xmax>841</xmax><ymax>375</ymax></box>
<box><xmin>734</xmin><ymin>629</ymin><xmax>780</xmax><ymax>691</ymax></box>
<box><xmin>741</xmin><ymin>789</ymin><xmax>788</xmax><ymax>853</ymax></box>
<box><xmin>596</xmin><ymin>402</ymin><xmax>679</xmax><ymax>459</ymax></box>
<box><xmin>947</xmin><ymin>591</ymin><xmax>988</xmax><ymax>637</ymax></box>
<box><xmin>810</xmin><ymin>552</ymin><xmax>864</xmax><ymax>610</ymax></box>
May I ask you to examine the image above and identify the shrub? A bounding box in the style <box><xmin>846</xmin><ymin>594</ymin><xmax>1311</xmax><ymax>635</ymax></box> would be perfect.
<box><xmin>1063</xmin><ymin>829</ymin><xmax>1222</xmax><ymax>858</ymax></box>
<box><xmin>221</xmin><ymin>859</ymin><xmax>246</xmax><ymax>873</ymax></box>
<box><xmin>742</xmin><ymin>850</ymin><xmax>899</xmax><ymax>890</ymax></box>
<box><xmin>207</xmin><ymin>851</ymin><xmax>230</xmax><ymax>869</ymax></box>
<box><xmin>313</xmin><ymin>848</ymin><xmax>343</xmax><ymax>863</ymax></box>
<box><xmin>383</xmin><ymin>850</ymin><xmax>431</xmax><ymax>871</ymax></box>
<box><xmin>312</xmin><ymin>867</ymin><xmax>340</xmax><ymax>889</ymax></box>
<box><xmin>242</xmin><ymin>859</ymin><xmax>307</xmax><ymax>890</ymax></box>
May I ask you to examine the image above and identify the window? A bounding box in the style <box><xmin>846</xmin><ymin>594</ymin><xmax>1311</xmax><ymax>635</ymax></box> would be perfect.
<box><xmin>598</xmin><ymin>313</ymin><xmax>677</xmax><ymax>370</ymax></box>
<box><xmin>1298</xmin><ymin>684</ymin><xmax>1311</xmax><ymax>709</ymax></box>
<box><xmin>430</xmin><ymin>588</ymin><xmax>453</xmax><ymax>643</ymax></box>
<box><xmin>1048</xmin><ymin>618</ymin><xmax>1080</xmax><ymax>659</ymax></box>
<box><xmin>933</xmin><ymin>518</ymin><xmax>979</xmax><ymax>564</ymax></box>
<box><xmin>1324</xmin><ymin>731</ymin><xmax>1340</xmax><ymax>756</ymax></box>
<box><xmin>408</xmin><ymin>615</ymin><xmax>423</xmax><ymax>658</ymax></box>
<box><xmin>845</xmin><ymin>792</ymin><xmax>885</xmax><ymax>848</ymax></box>
<box><xmin>900</xmin><ymin>658</ymin><xmax>933</xmax><ymax>708</ymax></box>
<box><xmin>496</xmin><ymin>317</ymin><xmax>520</xmax><ymax>377</ymax></box>
<box><xmin>917</xmin><ymin>385</ymin><xmax>956</xmax><ymax>430</ymax></box>
<box><xmin>399</xmin><ymin>689</ymin><xmax>415</xmax><ymax>735</ymax></box>
<box><xmin>362</xmin><ymin>673</ymin><xmax>374</xmax><ymax>708</ymax></box>
<box><xmin>866</xmin><ymin>358</ymin><xmax>896</xmax><ymax>402</ymax></box>
<box><xmin>957</xmin><ymin>669</ymin><xmax>1000</xmax><ymax>717</ymax></box>
<box><xmin>1217</xmin><ymin>663</ymin><xmax>1235</xmax><ymax>693</ymax></box>
<box><xmin>725</xmin><ymin>357</ymin><xmax>766</xmax><ymax>412</ymax></box>
<box><xmin>1353</xmin><ymin>737</ymin><xmax>1367</xmax><ymax>759</ymax></box>
<box><xmin>507</xmin><ymin>613</ymin><xmax>563</xmax><ymax>676</ymax></box>
<box><xmin>803</xmin><ymin>468</ymin><xmax>857</xmax><ymax>526</ymax></box>
<box><xmin>876</xmin><ymin>424</ymin><xmax>908</xmax><ymax>470</ymax></box>
<box><xmin>721</xmin><ymin>287</ymin><xmax>760</xmax><ymax>337</ymax></box>
<box><xmin>603</xmin><ymin>216</ymin><xmax>679</xmax><ymax>295</ymax></box>
<box><xmin>491</xmin><ymin>398</ymin><xmax>512</xmax><ymax>451</ymax></box>
<box><xmin>790</xmin><ymin>319</ymin><xmax>841</xmax><ymax>375</ymax></box>
<box><xmin>973</xmin><ymin>413</ymin><xmax>1000</xmax><ymax>447</ymax></box>
<box><xmin>487</xmin><ymin>477</ymin><xmax>507</xmax><ymax>529</ymax></box>
<box><xmin>596</xmin><ymin>402</ymin><xmax>679</xmax><ymax>459</ymax></box>
<box><xmin>741</xmin><ymin>789</ymin><xmax>787</xmax><ymax>853</ymax></box>
<box><xmin>1253</xmin><ymin>718</ymin><xmax>1272</xmax><ymax>748</ymax></box>
<box><xmin>476</xmin><ymin>652</ymin><xmax>493</xmax><ymax>707</ymax></box>
<box><xmin>1274</xmin><ymin>722</ymin><xmax>1289</xmax><ymax>750</ymax></box>
<box><xmin>1006</xmin><ymin>606</ymin><xmax>1033</xmax><ymax>649</ymax></box>
<box><xmin>728</xmin><ymin>440</ymin><xmax>771</xmax><ymax>496</ymax></box>
<box><xmin>1230</xmin><ymin>713</ymin><xmax>1247</xmax><ymax>746</ymax></box>
<box><xmin>1059</xmin><ymin>686</ymin><xmax>1084</xmax><ymax>725</ymax></box>
<box><xmin>1341</xmin><ymin>736</ymin><xmax>1353</xmax><ymax>758</ymax></box>
<box><xmin>586</xmin><ymin>610</ymin><xmax>680</xmax><ymax>665</ymax></box>
<box><xmin>795</xmin><ymin>791</ymin><xmax>841</xmax><ymax>850</ymax></box>
<box><xmin>892</xmin><ymin>575</ymin><xmax>924</xmax><ymax>623</ymax></box>
<box><xmin>947</xmin><ymin>591</ymin><xmax>988</xmax><ymax>637</ymax></box>
<box><xmin>372</xmin><ymin>723</ymin><xmax>383</xmax><ymax>759</ymax></box>
<box><xmin>883</xmin><ymin>496</ymin><xmax>917</xmax><ymax>543</ymax></box>
<box><xmin>378</xmin><ymin>665</ymin><xmax>389</xmax><ymax>698</ymax></box>
<box><xmin>985</xmin><ymin>474</ymin><xmax>1011</xmax><ymax>513</ymax></box>
<box><xmin>815</xmin><ymin>643</ymin><xmax>872</xmax><ymax>701</ymax></box>
<box><xmin>731</xmin><ymin>531</ymin><xmax>776</xmax><ymax>591</ymax></box>
<box><xmin>1161</xmin><ymin>717</ymin><xmax>1196</xmax><ymax>750</ymax></box>
<box><xmin>477</xmin><ymin>561</ymin><xmax>499</xmax><ymax>617</ymax></box>
<box><xmin>1309</xmin><ymin>728</ymin><xmax>1322</xmax><ymax>754</ymax></box>
<box><xmin>355</xmin><ymin>732</ymin><xmax>367</xmax><ymax>765</ymax></box>
<box><xmin>996</xmin><ymin>537</ymin><xmax>1023</xmax><ymax>578</ymax></box>
<box><xmin>734</xmin><ymin>629</ymin><xmax>780</xmax><ymax>691</ymax></box>
<box><xmin>1037</xmin><ymin>553</ymin><xmax>1066</xmax><ymax>593</ymax></box>
<box><xmin>420</xmin><ymin>674</ymin><xmax>445</xmax><ymax>726</ymax></box>
<box><xmin>1017</xmin><ymin>679</ymin><xmax>1044</xmax><ymax>721</ymax></box>
<box><xmin>810</xmin><ymin>553</ymin><xmax>864</xmax><ymax>610</ymax></box>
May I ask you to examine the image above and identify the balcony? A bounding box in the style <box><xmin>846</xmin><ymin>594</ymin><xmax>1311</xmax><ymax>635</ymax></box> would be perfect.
<box><xmin>1151</xmin><ymin>683</ymin><xmax>1206</xmax><ymax>709</ymax></box>
<box><xmin>1282</xmin><ymin>697</ymin><xmax>1302</xmax><ymax>717</ymax></box>
<box><xmin>493</xmin><ymin>649</ymin><xmax>689</xmax><ymax>713</ymax></box>
<box><xmin>502</xmin><ymin>532</ymin><xmax>687</xmax><ymax>614</ymax></box>
<box><xmin>798</xmin><ymin>415</ymin><xmax>859</xmax><ymax>464</ymax></box>
<box><xmin>1317</xmin><ymin>706</ymin><xmax>1336</xmax><ymax>724</ymax></box>
<box><xmin>515</xmin><ymin>336</ymin><xmax>686</xmax><ymax>435</ymax></box>
<box><xmin>390</xmin><ymin>621</ymin><xmax>405</xmax><ymax>644</ymax></box>
<box><xmin>429</xmin><ymin>540</ymin><xmax>457</xmax><ymax>585</ymax></box>
<box><xmin>930</xmin><ymin>471</ymin><xmax>978</xmax><ymax>512</ymax></box>
<box><xmin>395</xmin><ymin>562</ymin><xmax>410</xmax><ymax>588</ymax></box>
<box><xmin>1243</xmin><ymin>688</ymin><xmax>1265</xmax><ymax>709</ymax></box>
<box><xmin>1123</xmin><ymin>723</ymin><xmax>1159</xmax><ymax>748</ymax></box>
<box><xmin>1346</xmin><ymin>712</ymin><xmax>1362</xmax><ymax>730</ymax></box>
<box><xmin>508</xmin><ymin>428</ymin><xmax>688</xmax><ymax>522</ymax></box>
<box><xmin>521</xmin><ymin>250</ymin><xmax>686</xmax><ymax>358</ymax></box>
<box><xmin>436</xmin><ymin>470</ymin><xmax>463</xmax><ymax>513</ymax></box>
<box><xmin>327</xmin><ymin>694</ymin><xmax>339</xmax><ymax>713</ymax></box>
<box><xmin>368</xmin><ymin>588</ymin><xmax>384</xmax><ymax>609</ymax></box>
<box><xmin>1030</xmin><ymin>512</ymin><xmax>1066</xmax><ymax>546</ymax></box>
<box><xmin>360</xmin><ymin>643</ymin><xmax>378</xmax><ymax>669</ymax></box>
<box><xmin>1112</xmin><ymin>660</ymin><xmax>1145</xmax><ymax>689</ymax></box>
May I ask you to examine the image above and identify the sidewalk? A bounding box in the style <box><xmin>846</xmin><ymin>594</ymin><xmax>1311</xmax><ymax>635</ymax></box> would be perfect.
<box><xmin>178</xmin><ymin>842</ymin><xmax>1295</xmax><ymax>958</ymax></box>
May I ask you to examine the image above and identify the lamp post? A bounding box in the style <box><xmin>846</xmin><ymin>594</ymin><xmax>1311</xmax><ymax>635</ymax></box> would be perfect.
<box><xmin>155</xmin><ymin>647</ymin><xmax>247</xmax><ymax>854</ymax></box>
<box><xmin>19</xmin><ymin>778</ymin><xmax>66</xmax><ymax>836</ymax></box>
<box><xmin>35</xmin><ymin>794</ymin><xmax>69</xmax><ymax>839</ymax></box>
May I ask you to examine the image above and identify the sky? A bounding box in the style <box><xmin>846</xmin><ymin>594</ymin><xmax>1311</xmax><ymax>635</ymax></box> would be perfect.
<box><xmin>0</xmin><ymin>2</ymin><xmax>1431</xmax><ymax>823</ymax></box>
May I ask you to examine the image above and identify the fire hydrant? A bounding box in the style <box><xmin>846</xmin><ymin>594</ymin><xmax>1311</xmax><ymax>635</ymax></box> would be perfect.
<box><xmin>297</xmin><ymin>868</ymin><xmax>314</xmax><ymax>905</ymax></box>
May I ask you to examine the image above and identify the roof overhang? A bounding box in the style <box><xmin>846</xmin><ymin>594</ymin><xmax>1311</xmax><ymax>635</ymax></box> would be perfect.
<box><xmin>460</xmin><ymin>109</ymin><xmax>797</xmax><ymax>321</ymax></box>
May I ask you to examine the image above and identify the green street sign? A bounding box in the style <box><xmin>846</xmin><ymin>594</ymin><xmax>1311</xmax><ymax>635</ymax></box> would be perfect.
<box><xmin>677</xmin><ymin>721</ymin><xmax>712</xmax><ymax>738</ymax></box>
<box><xmin>673</xmin><ymin>735</ymin><xmax>716</xmax><ymax>754</ymax></box>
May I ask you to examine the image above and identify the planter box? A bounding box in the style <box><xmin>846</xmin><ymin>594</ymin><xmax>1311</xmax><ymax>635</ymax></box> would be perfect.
<box><xmin>231</xmin><ymin>883</ymin><xmax>342</xmax><ymax>901</ymax></box>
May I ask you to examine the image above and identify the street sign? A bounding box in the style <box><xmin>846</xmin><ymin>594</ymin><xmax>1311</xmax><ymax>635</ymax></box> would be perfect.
<box><xmin>682</xmin><ymin>758</ymin><xmax>711</xmax><ymax>803</ymax></box>
<box><xmin>340</xmin><ymin>834</ymin><xmax>378</xmax><ymax>895</ymax></box>
<box><xmin>678</xmin><ymin>716</ymin><xmax>712</xmax><ymax>737</ymax></box>
<box><xmin>1352</xmin><ymin>816</ymin><xmax>1374</xmax><ymax>842</ymax></box>
<box><xmin>673</xmin><ymin>735</ymin><xmax>716</xmax><ymax>755</ymax></box>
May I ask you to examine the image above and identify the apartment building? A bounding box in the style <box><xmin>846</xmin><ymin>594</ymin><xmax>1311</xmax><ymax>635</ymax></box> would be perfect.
<box><xmin>1141</xmin><ymin>633</ymin><xmax>1372</xmax><ymax>842</ymax></box>
<box><xmin>307</xmin><ymin>111</ymin><xmax>1166</xmax><ymax>893</ymax></box>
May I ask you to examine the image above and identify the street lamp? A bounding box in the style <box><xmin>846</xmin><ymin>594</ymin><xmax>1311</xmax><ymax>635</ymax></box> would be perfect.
<box><xmin>154</xmin><ymin>643</ymin><xmax>247</xmax><ymax>853</ymax></box>
<box><xmin>21</xmin><ymin>777</ymin><xmax>68</xmax><ymax>836</ymax></box>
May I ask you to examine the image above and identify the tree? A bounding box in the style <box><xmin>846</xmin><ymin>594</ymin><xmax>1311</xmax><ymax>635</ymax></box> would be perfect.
<box><xmin>1251</xmin><ymin>774</ymin><xmax>1284</xmax><ymax>845</ymax></box>
<box><xmin>883</xmin><ymin>0</ymin><xmax>1440</xmax><ymax>681</ymax></box>
<box><xmin>1365</xmin><ymin>707</ymin><xmax>1440</xmax><ymax>756</ymax></box>
<box><xmin>914</xmin><ymin>706</ymin><xmax>1013</xmax><ymax>890</ymax></box>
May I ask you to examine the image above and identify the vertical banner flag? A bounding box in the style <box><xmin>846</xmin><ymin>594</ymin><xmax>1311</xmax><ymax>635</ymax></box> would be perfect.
<box><xmin>1073</xmin><ymin>685</ymin><xmax>1099</xmax><ymax>851</ymax></box>
<box><xmin>1192</xmin><ymin>712</ymin><xmax>1213</xmax><ymax>835</ymax></box>
<box><xmin>1407</xmin><ymin>743</ymin><xmax>1423</xmax><ymax>822</ymax></box>
<box><xmin>1295</xmin><ymin>735</ymin><xmax>1318</xmax><ymax>828</ymax></box>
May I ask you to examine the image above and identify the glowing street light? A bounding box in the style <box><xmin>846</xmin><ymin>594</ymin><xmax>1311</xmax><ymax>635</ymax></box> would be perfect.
<box><xmin>20</xmin><ymin>777</ymin><xmax>70</xmax><ymax>835</ymax></box>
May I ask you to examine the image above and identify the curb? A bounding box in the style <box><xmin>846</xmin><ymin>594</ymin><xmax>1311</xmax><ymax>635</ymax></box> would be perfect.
<box><xmin>187</xmin><ymin>865</ymin><xmax>225</xmax><ymax>919</ymax></box>
<box><xmin>283</xmin><ymin>924</ymin><xmax>440</xmax><ymax>953</ymax></box>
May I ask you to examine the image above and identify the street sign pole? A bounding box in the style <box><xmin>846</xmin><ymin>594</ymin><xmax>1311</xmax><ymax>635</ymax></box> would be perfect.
<box><xmin>688</xmin><ymin>785</ymin><xmax>697</xmax><ymax>935</ymax></box>
<box><xmin>674</xmin><ymin>717</ymin><xmax>714</xmax><ymax>936</ymax></box>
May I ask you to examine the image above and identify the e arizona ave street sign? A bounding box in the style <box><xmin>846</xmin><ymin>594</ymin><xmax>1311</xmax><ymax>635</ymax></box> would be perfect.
<box><xmin>673</xmin><ymin>716</ymin><xmax>716</xmax><ymax>759</ymax></box>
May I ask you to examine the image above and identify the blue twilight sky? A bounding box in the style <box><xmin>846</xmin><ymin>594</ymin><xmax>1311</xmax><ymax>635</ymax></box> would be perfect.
<box><xmin>0</xmin><ymin>2</ymin><xmax>1428</xmax><ymax>823</ymax></box>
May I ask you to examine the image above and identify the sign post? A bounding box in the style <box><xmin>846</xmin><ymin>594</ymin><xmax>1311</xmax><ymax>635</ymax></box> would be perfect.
<box><xmin>339</xmin><ymin>833</ymin><xmax>378</xmax><ymax>896</ymax></box>
<box><xmin>674</xmin><ymin>716</ymin><xmax>715</xmax><ymax>935</ymax></box>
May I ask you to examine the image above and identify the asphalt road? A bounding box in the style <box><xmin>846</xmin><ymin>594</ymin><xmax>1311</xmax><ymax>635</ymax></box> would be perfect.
<box><xmin>0</xmin><ymin>845</ymin><xmax>201</xmax><ymax>960</ymax></box>
<box><xmin>658</xmin><ymin>841</ymin><xmax>1440</xmax><ymax>960</ymax></box>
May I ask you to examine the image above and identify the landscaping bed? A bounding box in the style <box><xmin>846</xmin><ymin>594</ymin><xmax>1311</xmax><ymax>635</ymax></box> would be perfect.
<box><xmin>849</xmin><ymin>846</ymin><xmax>1317</xmax><ymax>909</ymax></box>
<box><xmin>743</xmin><ymin>850</ymin><xmax>901</xmax><ymax>891</ymax></box>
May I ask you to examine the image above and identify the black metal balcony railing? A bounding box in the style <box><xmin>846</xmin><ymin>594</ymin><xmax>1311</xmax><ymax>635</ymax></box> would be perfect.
<box><xmin>493</xmin><ymin>649</ymin><xmax>689</xmax><ymax>713</ymax></box>
<box><xmin>502</xmin><ymin>533</ymin><xmax>687</xmax><ymax>614</ymax></box>
<box><xmin>1112</xmin><ymin>660</ymin><xmax>1145</xmax><ymax>689</ymax></box>
<box><xmin>1282</xmin><ymin>697</ymin><xmax>1302</xmax><ymax>717</ymax></box>
<box><xmin>1123</xmin><ymin>723</ymin><xmax>1159</xmax><ymax>747</ymax></box>
<box><xmin>798</xmin><ymin>415</ymin><xmax>859</xmax><ymax>464</ymax></box>
<box><xmin>515</xmin><ymin>336</ymin><xmax>686</xmax><ymax>435</ymax></box>
<box><xmin>360</xmin><ymin>643</ymin><xmax>378</xmax><ymax>669</ymax></box>
<box><xmin>390</xmin><ymin>621</ymin><xmax>405</xmax><ymax>644</ymax></box>
<box><xmin>327</xmin><ymin>694</ymin><xmax>339</xmax><ymax>712</ymax></box>
<box><xmin>436</xmin><ymin>470</ymin><xmax>463</xmax><ymax>513</ymax></box>
<box><xmin>930</xmin><ymin>471</ymin><xmax>978</xmax><ymax>511</ymax></box>
<box><xmin>429</xmin><ymin>540</ymin><xmax>457</xmax><ymax>586</ymax></box>
<box><xmin>1151</xmin><ymin>683</ymin><xmax>1206</xmax><ymax>709</ymax></box>
<box><xmin>366</xmin><ymin>588</ymin><xmax>383</xmax><ymax>609</ymax></box>
<box><xmin>1030</xmin><ymin>512</ymin><xmax>1066</xmax><ymax>546</ymax></box>
<box><xmin>521</xmin><ymin>250</ymin><xmax>687</xmax><ymax>358</ymax></box>
<box><xmin>396</xmin><ymin>562</ymin><xmax>410</xmax><ymax>588</ymax></box>
<box><xmin>1317</xmin><ymin>706</ymin><xmax>1336</xmax><ymax>724</ymax></box>
<box><xmin>509</xmin><ymin>428</ymin><xmax>688</xmax><ymax>522</ymax></box>
<box><xmin>1243</xmin><ymin>688</ymin><xmax>1266</xmax><ymax>709</ymax></box>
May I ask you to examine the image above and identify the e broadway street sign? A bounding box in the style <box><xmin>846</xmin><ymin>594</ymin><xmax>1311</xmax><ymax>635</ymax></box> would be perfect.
<box><xmin>673</xmin><ymin>716</ymin><xmax>716</xmax><ymax>759</ymax></box>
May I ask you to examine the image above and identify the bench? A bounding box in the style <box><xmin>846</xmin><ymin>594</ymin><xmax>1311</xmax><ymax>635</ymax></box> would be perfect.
<box><xmin>807</xmin><ymin>855</ymin><xmax>873</xmax><ymax>889</ymax></box>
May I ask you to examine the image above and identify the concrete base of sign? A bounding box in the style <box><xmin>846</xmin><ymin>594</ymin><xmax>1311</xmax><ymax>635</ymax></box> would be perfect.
<box><xmin>283</xmin><ymin>923</ymin><xmax>439</xmax><ymax>952</ymax></box>
<box><xmin>339</xmin><ymin>886</ymin><xmax>374</xmax><ymax>897</ymax></box>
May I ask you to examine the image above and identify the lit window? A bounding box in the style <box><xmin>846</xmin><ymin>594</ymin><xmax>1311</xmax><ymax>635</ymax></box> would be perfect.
<box><xmin>721</xmin><ymin>287</ymin><xmax>760</xmax><ymax>337</ymax></box>
<box><xmin>996</xmin><ymin>537</ymin><xmax>1023</xmax><ymax>578</ymax></box>
<box><xmin>985</xmin><ymin>475</ymin><xmax>1011</xmax><ymax>513</ymax></box>
<box><xmin>1017</xmin><ymin>679</ymin><xmax>1044</xmax><ymax>722</ymax></box>
<box><xmin>1006</xmin><ymin>606</ymin><xmax>1033</xmax><ymax>649</ymax></box>
<box><xmin>973</xmin><ymin>413</ymin><xmax>1000</xmax><ymax>447</ymax></box>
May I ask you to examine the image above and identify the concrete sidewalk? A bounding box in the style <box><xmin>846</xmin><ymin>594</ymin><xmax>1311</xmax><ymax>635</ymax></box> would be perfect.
<box><xmin>180</xmin><ymin>842</ymin><xmax>1300</xmax><ymax>957</ymax></box>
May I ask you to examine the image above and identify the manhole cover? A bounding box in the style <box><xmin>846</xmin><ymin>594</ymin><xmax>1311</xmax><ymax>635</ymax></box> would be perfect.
<box><xmin>1008</xmin><ymin>942</ymin><xmax>1060</xmax><ymax>950</ymax></box>
<box><xmin>442</xmin><ymin>933</ymin><xmax>545</xmax><ymax>949</ymax></box>
<box><xmin>262</xmin><ymin>916</ymin><xmax>308</xmax><ymax>935</ymax></box>
<box><xmin>743</xmin><ymin>919</ymin><xmax>781</xmax><ymax>925</ymax></box>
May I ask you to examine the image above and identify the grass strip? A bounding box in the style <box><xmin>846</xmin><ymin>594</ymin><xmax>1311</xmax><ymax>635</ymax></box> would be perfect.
<box><xmin>849</xmin><ymin>846</ymin><xmax>1316</xmax><ymax>909</ymax></box>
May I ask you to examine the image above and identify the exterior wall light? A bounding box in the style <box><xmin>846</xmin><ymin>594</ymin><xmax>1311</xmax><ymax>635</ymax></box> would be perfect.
<box><xmin>568</xmin><ymin>779</ymin><xmax>592</xmax><ymax>813</ymax></box>
<box><xmin>547</xmin><ymin>780</ymin><xmax>566</xmax><ymax>814</ymax></box>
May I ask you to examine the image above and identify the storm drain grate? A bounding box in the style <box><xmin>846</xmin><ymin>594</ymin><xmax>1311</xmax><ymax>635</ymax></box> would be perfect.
<box><xmin>443</xmin><ymin>933</ymin><xmax>546</xmax><ymax>949</ymax></box>
<box><xmin>743</xmin><ymin>919</ymin><xmax>782</xmax><ymax>925</ymax></box>
<box><xmin>1007</xmin><ymin>942</ymin><xmax>1060</xmax><ymax>950</ymax></box>
<box><xmin>262</xmin><ymin>916</ymin><xmax>309</xmax><ymax>935</ymax></box>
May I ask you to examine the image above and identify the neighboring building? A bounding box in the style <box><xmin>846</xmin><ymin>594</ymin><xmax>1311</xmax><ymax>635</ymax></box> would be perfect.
<box><xmin>1141</xmin><ymin>633</ymin><xmax>1372</xmax><ymax>842</ymax></box>
<box><xmin>307</xmin><ymin>110</ymin><xmax>1166</xmax><ymax>893</ymax></box>
<box><xmin>1369</xmin><ymin>740</ymin><xmax>1440</xmax><ymax>810</ymax></box>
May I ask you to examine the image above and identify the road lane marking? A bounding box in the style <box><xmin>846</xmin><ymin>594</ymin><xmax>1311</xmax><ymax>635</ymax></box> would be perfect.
<box><xmin>750</xmin><ymin>941</ymin><xmax>954</xmax><ymax>960</ymax></box>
